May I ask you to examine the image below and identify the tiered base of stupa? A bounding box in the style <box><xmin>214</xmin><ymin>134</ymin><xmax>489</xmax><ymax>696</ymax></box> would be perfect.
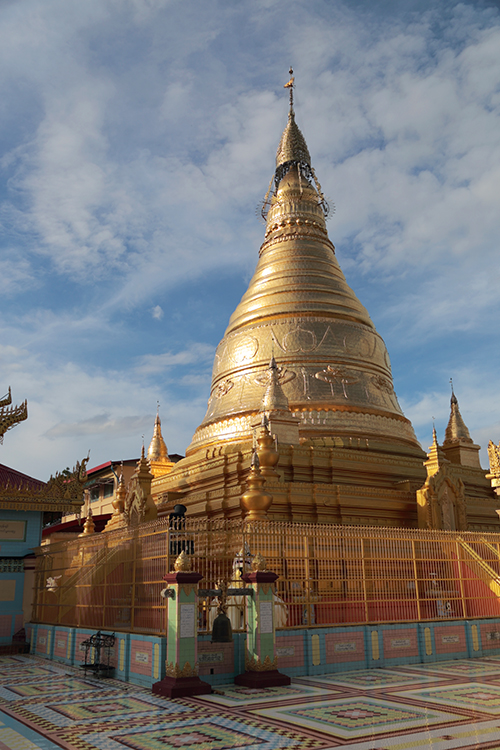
<box><xmin>152</xmin><ymin>436</ymin><xmax>498</xmax><ymax>530</ymax></box>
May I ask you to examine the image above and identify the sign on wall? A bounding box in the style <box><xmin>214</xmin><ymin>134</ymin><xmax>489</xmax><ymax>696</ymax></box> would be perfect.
<box><xmin>0</xmin><ymin>520</ymin><xmax>27</xmax><ymax>542</ymax></box>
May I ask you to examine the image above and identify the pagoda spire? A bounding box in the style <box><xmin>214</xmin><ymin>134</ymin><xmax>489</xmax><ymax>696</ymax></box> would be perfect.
<box><xmin>424</xmin><ymin>425</ymin><xmax>448</xmax><ymax>478</ymax></box>
<box><xmin>148</xmin><ymin>405</ymin><xmax>170</xmax><ymax>462</ymax></box>
<box><xmin>444</xmin><ymin>383</ymin><xmax>473</xmax><ymax>444</ymax></box>
<box><xmin>441</xmin><ymin>382</ymin><xmax>481</xmax><ymax>468</ymax></box>
<box><xmin>187</xmin><ymin>71</ymin><xmax>420</xmax><ymax>457</ymax></box>
<box><xmin>147</xmin><ymin>405</ymin><xmax>175</xmax><ymax>478</ymax></box>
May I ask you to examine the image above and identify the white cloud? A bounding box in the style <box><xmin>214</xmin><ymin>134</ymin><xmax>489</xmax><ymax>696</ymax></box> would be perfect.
<box><xmin>1</xmin><ymin>0</ymin><xmax>500</xmax><ymax>482</ymax></box>
<box><xmin>135</xmin><ymin>343</ymin><xmax>214</xmax><ymax>375</ymax></box>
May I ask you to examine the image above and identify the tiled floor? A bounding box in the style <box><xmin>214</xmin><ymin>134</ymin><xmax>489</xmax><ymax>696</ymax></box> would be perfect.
<box><xmin>3</xmin><ymin>656</ymin><xmax>500</xmax><ymax>749</ymax></box>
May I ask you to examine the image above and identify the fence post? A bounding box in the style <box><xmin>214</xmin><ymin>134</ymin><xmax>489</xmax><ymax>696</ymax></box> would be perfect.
<box><xmin>235</xmin><ymin>553</ymin><xmax>291</xmax><ymax>688</ymax></box>
<box><xmin>412</xmin><ymin>540</ymin><xmax>422</xmax><ymax>621</ymax></box>
<box><xmin>152</xmin><ymin>551</ymin><xmax>211</xmax><ymax>698</ymax></box>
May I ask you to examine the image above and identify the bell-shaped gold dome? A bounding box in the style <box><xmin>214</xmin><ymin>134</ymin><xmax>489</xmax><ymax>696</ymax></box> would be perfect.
<box><xmin>187</xmin><ymin>105</ymin><xmax>419</xmax><ymax>455</ymax></box>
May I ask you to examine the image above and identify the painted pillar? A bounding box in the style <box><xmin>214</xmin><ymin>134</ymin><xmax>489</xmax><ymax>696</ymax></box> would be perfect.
<box><xmin>235</xmin><ymin>564</ymin><xmax>290</xmax><ymax>688</ymax></box>
<box><xmin>152</xmin><ymin>567</ymin><xmax>211</xmax><ymax>698</ymax></box>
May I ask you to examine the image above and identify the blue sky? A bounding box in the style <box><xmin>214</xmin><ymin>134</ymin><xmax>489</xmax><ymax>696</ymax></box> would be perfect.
<box><xmin>1</xmin><ymin>0</ymin><xmax>500</xmax><ymax>479</ymax></box>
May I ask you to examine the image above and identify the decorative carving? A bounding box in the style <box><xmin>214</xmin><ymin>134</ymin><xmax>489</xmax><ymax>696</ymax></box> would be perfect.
<box><xmin>0</xmin><ymin>457</ymin><xmax>88</xmax><ymax>512</ymax></box>
<box><xmin>371</xmin><ymin>375</ymin><xmax>393</xmax><ymax>394</ymax></box>
<box><xmin>165</xmin><ymin>660</ymin><xmax>198</xmax><ymax>678</ymax></box>
<box><xmin>214</xmin><ymin>379</ymin><xmax>234</xmax><ymax>398</ymax></box>
<box><xmin>281</xmin><ymin>326</ymin><xmax>317</xmax><ymax>353</ymax></box>
<box><xmin>231</xmin><ymin>336</ymin><xmax>259</xmax><ymax>364</ymax></box>
<box><xmin>0</xmin><ymin>386</ymin><xmax>27</xmax><ymax>444</ymax></box>
<box><xmin>245</xmin><ymin>653</ymin><xmax>278</xmax><ymax>672</ymax></box>
<box><xmin>417</xmin><ymin>468</ymin><xmax>468</xmax><ymax>531</ymax></box>
<box><xmin>315</xmin><ymin>366</ymin><xmax>359</xmax><ymax>398</ymax></box>
<box><xmin>254</xmin><ymin>365</ymin><xmax>296</xmax><ymax>388</ymax></box>
<box><xmin>488</xmin><ymin>441</ymin><xmax>500</xmax><ymax>478</ymax></box>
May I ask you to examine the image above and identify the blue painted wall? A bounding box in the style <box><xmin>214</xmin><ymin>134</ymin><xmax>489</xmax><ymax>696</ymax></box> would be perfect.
<box><xmin>0</xmin><ymin>510</ymin><xmax>42</xmax><ymax>644</ymax></box>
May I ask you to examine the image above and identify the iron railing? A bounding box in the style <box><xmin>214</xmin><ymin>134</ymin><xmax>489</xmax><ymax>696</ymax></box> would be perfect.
<box><xmin>33</xmin><ymin>520</ymin><xmax>500</xmax><ymax>635</ymax></box>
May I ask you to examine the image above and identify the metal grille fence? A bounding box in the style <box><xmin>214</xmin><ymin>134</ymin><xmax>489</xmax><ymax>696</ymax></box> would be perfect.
<box><xmin>33</xmin><ymin>520</ymin><xmax>500</xmax><ymax>635</ymax></box>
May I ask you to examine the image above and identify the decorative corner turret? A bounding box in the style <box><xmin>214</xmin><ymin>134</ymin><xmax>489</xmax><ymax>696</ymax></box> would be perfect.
<box><xmin>441</xmin><ymin>384</ymin><xmax>481</xmax><ymax>468</ymax></box>
<box><xmin>417</xmin><ymin>425</ymin><xmax>467</xmax><ymax>531</ymax></box>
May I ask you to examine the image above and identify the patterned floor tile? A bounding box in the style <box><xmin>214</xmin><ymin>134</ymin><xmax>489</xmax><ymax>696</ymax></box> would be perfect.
<box><xmin>0</xmin><ymin>665</ymin><xmax>67</xmax><ymax>682</ymax></box>
<box><xmin>396</xmin><ymin>682</ymin><xmax>500</xmax><ymax>715</ymax></box>
<box><xmin>196</xmin><ymin>683</ymin><xmax>335</xmax><ymax>706</ymax></box>
<box><xmin>399</xmin><ymin>659</ymin><xmax>500</xmax><ymax>677</ymax></box>
<box><xmin>252</xmin><ymin>696</ymin><xmax>467</xmax><ymax>740</ymax></box>
<box><xmin>57</xmin><ymin>714</ymin><xmax>323</xmax><ymax>750</ymax></box>
<box><xmin>295</xmin><ymin>669</ymin><xmax>445</xmax><ymax>689</ymax></box>
<box><xmin>24</xmin><ymin>692</ymin><xmax>195</xmax><ymax>727</ymax></box>
<box><xmin>0</xmin><ymin>675</ymin><xmax>99</xmax><ymax>701</ymax></box>
<box><xmin>0</xmin><ymin>712</ymin><xmax>62</xmax><ymax>750</ymax></box>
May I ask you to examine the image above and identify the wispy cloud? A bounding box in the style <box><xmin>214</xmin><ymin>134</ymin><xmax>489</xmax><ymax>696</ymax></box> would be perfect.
<box><xmin>1</xmin><ymin>0</ymin><xmax>500</xmax><ymax>479</ymax></box>
<box><xmin>136</xmin><ymin>343</ymin><xmax>214</xmax><ymax>376</ymax></box>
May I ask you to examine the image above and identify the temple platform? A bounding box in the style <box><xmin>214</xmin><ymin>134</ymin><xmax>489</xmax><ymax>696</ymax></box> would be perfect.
<box><xmin>3</xmin><ymin>653</ymin><xmax>500</xmax><ymax>749</ymax></box>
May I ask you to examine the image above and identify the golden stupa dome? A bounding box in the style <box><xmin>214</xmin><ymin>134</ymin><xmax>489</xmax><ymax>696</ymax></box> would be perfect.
<box><xmin>187</xmin><ymin>89</ymin><xmax>420</xmax><ymax>455</ymax></box>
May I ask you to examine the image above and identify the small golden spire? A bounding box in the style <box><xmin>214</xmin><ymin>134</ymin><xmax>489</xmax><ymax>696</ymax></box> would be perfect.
<box><xmin>112</xmin><ymin>469</ymin><xmax>126</xmax><ymax>514</ymax></box>
<box><xmin>262</xmin><ymin>357</ymin><xmax>290</xmax><ymax>412</ymax></box>
<box><xmin>444</xmin><ymin>384</ymin><xmax>473</xmax><ymax>444</ymax></box>
<box><xmin>79</xmin><ymin>507</ymin><xmax>95</xmax><ymax>536</ymax></box>
<box><xmin>147</xmin><ymin>408</ymin><xmax>170</xmax><ymax>462</ymax></box>
<box><xmin>424</xmin><ymin>423</ymin><xmax>448</xmax><ymax>477</ymax></box>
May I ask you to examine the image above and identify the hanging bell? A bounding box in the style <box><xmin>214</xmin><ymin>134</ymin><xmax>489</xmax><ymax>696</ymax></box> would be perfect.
<box><xmin>211</xmin><ymin>611</ymin><xmax>233</xmax><ymax>643</ymax></box>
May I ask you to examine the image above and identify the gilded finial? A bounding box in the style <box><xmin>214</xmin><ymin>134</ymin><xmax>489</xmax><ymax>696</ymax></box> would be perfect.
<box><xmin>174</xmin><ymin>550</ymin><xmax>192</xmax><ymax>572</ymax></box>
<box><xmin>284</xmin><ymin>66</ymin><xmax>294</xmax><ymax>114</ymax></box>
<box><xmin>251</xmin><ymin>552</ymin><xmax>267</xmax><ymax>571</ymax></box>
<box><xmin>450</xmin><ymin>378</ymin><xmax>457</xmax><ymax>405</ymax></box>
<box><xmin>240</xmin><ymin>450</ymin><xmax>273</xmax><ymax>519</ymax></box>
<box><xmin>79</xmin><ymin>507</ymin><xmax>95</xmax><ymax>537</ymax></box>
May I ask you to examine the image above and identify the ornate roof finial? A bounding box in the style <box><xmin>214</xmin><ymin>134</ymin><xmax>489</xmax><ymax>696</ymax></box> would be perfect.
<box><xmin>450</xmin><ymin>378</ymin><xmax>457</xmax><ymax>405</ymax></box>
<box><xmin>260</xmin><ymin>68</ymin><xmax>329</xmax><ymax>222</ymax></box>
<box><xmin>284</xmin><ymin>66</ymin><xmax>295</xmax><ymax>115</ymax></box>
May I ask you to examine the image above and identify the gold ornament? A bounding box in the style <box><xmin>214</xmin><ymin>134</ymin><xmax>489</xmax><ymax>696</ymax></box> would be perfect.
<box><xmin>174</xmin><ymin>550</ymin><xmax>192</xmax><ymax>572</ymax></box>
<box><xmin>251</xmin><ymin>552</ymin><xmax>267</xmax><ymax>571</ymax></box>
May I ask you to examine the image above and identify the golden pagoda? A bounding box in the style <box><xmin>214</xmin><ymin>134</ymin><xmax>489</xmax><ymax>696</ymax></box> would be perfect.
<box><xmin>153</xmin><ymin>75</ymin><xmax>498</xmax><ymax>529</ymax></box>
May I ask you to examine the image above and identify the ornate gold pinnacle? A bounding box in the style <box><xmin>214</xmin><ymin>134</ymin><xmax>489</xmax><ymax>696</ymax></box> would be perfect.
<box><xmin>174</xmin><ymin>550</ymin><xmax>192</xmax><ymax>572</ymax></box>
<box><xmin>256</xmin><ymin>413</ymin><xmax>279</xmax><ymax>479</ymax></box>
<box><xmin>240</xmin><ymin>453</ymin><xmax>273</xmax><ymax>520</ymax></box>
<box><xmin>251</xmin><ymin>552</ymin><xmax>267</xmax><ymax>571</ymax></box>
